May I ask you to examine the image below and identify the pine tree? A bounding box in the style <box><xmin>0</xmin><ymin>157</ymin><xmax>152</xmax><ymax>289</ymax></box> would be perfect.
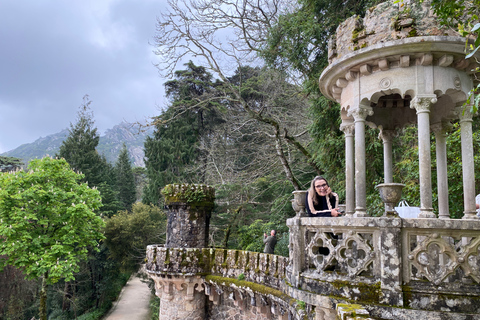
<box><xmin>143</xmin><ymin>62</ymin><xmax>222</xmax><ymax>205</ymax></box>
<box><xmin>115</xmin><ymin>143</ymin><xmax>136</xmax><ymax>210</ymax></box>
<box><xmin>57</xmin><ymin>96</ymin><xmax>122</xmax><ymax>217</ymax></box>
<box><xmin>57</xmin><ymin>96</ymin><xmax>106</xmax><ymax>186</ymax></box>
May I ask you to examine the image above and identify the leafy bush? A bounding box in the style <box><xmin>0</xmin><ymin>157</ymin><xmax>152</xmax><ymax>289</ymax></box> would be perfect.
<box><xmin>104</xmin><ymin>203</ymin><xmax>167</xmax><ymax>272</ymax></box>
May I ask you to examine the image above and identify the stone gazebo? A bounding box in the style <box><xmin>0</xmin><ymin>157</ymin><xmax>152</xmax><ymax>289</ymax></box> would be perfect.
<box><xmin>146</xmin><ymin>1</ymin><xmax>480</xmax><ymax>319</ymax></box>
<box><xmin>319</xmin><ymin>0</ymin><xmax>480</xmax><ymax>219</ymax></box>
<box><xmin>286</xmin><ymin>0</ymin><xmax>480</xmax><ymax>318</ymax></box>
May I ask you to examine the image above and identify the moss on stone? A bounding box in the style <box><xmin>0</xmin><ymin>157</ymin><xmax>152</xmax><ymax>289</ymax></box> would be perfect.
<box><xmin>336</xmin><ymin>303</ymin><xmax>369</xmax><ymax>317</ymax></box>
<box><xmin>180</xmin><ymin>251</ymin><xmax>189</xmax><ymax>266</ymax></box>
<box><xmin>164</xmin><ymin>248</ymin><xmax>170</xmax><ymax>265</ymax></box>
<box><xmin>205</xmin><ymin>275</ymin><xmax>303</xmax><ymax>311</ymax></box>
<box><xmin>408</xmin><ymin>28</ymin><xmax>417</xmax><ymax>37</ymax></box>
<box><xmin>330</xmin><ymin>280</ymin><xmax>381</xmax><ymax>304</ymax></box>
<box><xmin>161</xmin><ymin>183</ymin><xmax>215</xmax><ymax>207</ymax></box>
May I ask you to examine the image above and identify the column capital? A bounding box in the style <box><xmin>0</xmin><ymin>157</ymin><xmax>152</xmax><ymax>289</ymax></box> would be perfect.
<box><xmin>348</xmin><ymin>105</ymin><xmax>373</xmax><ymax>121</ymax></box>
<box><xmin>340</xmin><ymin>122</ymin><xmax>355</xmax><ymax>136</ymax></box>
<box><xmin>431</xmin><ymin>121</ymin><xmax>452</xmax><ymax>135</ymax></box>
<box><xmin>455</xmin><ymin>105</ymin><xmax>475</xmax><ymax>123</ymax></box>
<box><xmin>378</xmin><ymin>128</ymin><xmax>396</xmax><ymax>143</ymax></box>
<box><xmin>410</xmin><ymin>95</ymin><xmax>437</xmax><ymax>114</ymax></box>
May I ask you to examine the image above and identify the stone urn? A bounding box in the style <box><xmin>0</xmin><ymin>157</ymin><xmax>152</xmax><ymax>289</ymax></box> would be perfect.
<box><xmin>375</xmin><ymin>183</ymin><xmax>405</xmax><ymax>217</ymax></box>
<box><xmin>292</xmin><ymin>190</ymin><xmax>308</xmax><ymax>217</ymax></box>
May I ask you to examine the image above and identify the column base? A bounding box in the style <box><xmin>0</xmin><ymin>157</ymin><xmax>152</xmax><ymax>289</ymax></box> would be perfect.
<box><xmin>418</xmin><ymin>209</ymin><xmax>435</xmax><ymax>218</ymax></box>
<box><xmin>354</xmin><ymin>209</ymin><xmax>367</xmax><ymax>217</ymax></box>
<box><xmin>462</xmin><ymin>211</ymin><xmax>479</xmax><ymax>220</ymax></box>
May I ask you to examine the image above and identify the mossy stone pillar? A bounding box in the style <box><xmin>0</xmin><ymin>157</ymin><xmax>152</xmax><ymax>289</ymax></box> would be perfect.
<box><xmin>155</xmin><ymin>184</ymin><xmax>214</xmax><ymax>320</ymax></box>
<box><xmin>162</xmin><ymin>184</ymin><xmax>215</xmax><ymax>248</ymax></box>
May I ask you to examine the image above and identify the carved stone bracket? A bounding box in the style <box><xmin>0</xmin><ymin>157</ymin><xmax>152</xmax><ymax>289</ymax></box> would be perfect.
<box><xmin>151</xmin><ymin>275</ymin><xmax>204</xmax><ymax>301</ymax></box>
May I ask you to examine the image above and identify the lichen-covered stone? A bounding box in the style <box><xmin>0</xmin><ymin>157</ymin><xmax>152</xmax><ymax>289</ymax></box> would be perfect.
<box><xmin>162</xmin><ymin>184</ymin><xmax>215</xmax><ymax>248</ymax></box>
<box><xmin>331</xmin><ymin>0</ymin><xmax>459</xmax><ymax>64</ymax></box>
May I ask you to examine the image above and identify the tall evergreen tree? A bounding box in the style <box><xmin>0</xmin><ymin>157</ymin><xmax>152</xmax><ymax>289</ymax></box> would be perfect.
<box><xmin>115</xmin><ymin>143</ymin><xmax>136</xmax><ymax>210</ymax></box>
<box><xmin>58</xmin><ymin>96</ymin><xmax>106</xmax><ymax>186</ymax></box>
<box><xmin>57</xmin><ymin>96</ymin><xmax>122</xmax><ymax>217</ymax></box>
<box><xmin>143</xmin><ymin>62</ymin><xmax>223</xmax><ymax>205</ymax></box>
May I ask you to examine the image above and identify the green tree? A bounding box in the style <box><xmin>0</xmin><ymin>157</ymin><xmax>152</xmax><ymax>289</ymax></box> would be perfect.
<box><xmin>57</xmin><ymin>96</ymin><xmax>105</xmax><ymax>186</ymax></box>
<box><xmin>57</xmin><ymin>96</ymin><xmax>122</xmax><ymax>217</ymax></box>
<box><xmin>104</xmin><ymin>203</ymin><xmax>167</xmax><ymax>271</ymax></box>
<box><xmin>0</xmin><ymin>156</ymin><xmax>23</xmax><ymax>172</ymax></box>
<box><xmin>143</xmin><ymin>62</ymin><xmax>222</xmax><ymax>205</ymax></box>
<box><xmin>425</xmin><ymin>0</ymin><xmax>480</xmax><ymax>112</ymax></box>
<box><xmin>132</xmin><ymin>166</ymin><xmax>147</xmax><ymax>202</ymax></box>
<box><xmin>115</xmin><ymin>144</ymin><xmax>136</xmax><ymax>210</ymax></box>
<box><xmin>0</xmin><ymin>157</ymin><xmax>105</xmax><ymax>320</ymax></box>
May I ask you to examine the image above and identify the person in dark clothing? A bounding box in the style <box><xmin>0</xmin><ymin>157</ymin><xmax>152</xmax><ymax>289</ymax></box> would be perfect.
<box><xmin>263</xmin><ymin>230</ymin><xmax>277</xmax><ymax>254</ymax></box>
<box><xmin>306</xmin><ymin>176</ymin><xmax>341</xmax><ymax>217</ymax></box>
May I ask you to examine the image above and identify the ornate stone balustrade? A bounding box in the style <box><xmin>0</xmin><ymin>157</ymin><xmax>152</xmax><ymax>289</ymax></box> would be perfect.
<box><xmin>287</xmin><ymin>216</ymin><xmax>480</xmax><ymax>314</ymax></box>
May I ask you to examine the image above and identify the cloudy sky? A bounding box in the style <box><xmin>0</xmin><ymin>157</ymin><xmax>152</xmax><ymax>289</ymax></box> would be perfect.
<box><xmin>0</xmin><ymin>0</ymin><xmax>170</xmax><ymax>153</ymax></box>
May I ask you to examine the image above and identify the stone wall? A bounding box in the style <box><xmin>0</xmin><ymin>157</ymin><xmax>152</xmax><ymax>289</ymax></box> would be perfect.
<box><xmin>208</xmin><ymin>297</ymin><xmax>272</xmax><ymax>320</ymax></box>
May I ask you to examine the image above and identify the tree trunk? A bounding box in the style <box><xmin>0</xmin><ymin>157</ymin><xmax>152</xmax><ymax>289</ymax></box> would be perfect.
<box><xmin>222</xmin><ymin>206</ymin><xmax>242</xmax><ymax>248</ymax></box>
<box><xmin>62</xmin><ymin>282</ymin><xmax>71</xmax><ymax>311</ymax></box>
<box><xmin>39</xmin><ymin>274</ymin><xmax>48</xmax><ymax>320</ymax></box>
<box><xmin>274</xmin><ymin>129</ymin><xmax>300</xmax><ymax>190</ymax></box>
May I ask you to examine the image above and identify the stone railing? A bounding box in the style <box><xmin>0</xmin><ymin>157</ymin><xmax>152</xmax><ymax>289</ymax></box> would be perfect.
<box><xmin>287</xmin><ymin>216</ymin><xmax>480</xmax><ymax>314</ymax></box>
<box><xmin>146</xmin><ymin>245</ymin><xmax>288</xmax><ymax>290</ymax></box>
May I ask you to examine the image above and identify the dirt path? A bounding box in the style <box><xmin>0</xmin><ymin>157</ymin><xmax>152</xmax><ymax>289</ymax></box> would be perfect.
<box><xmin>104</xmin><ymin>273</ymin><xmax>152</xmax><ymax>320</ymax></box>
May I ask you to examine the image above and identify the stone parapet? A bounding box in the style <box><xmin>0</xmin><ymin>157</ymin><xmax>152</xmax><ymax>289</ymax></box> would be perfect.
<box><xmin>146</xmin><ymin>246</ymin><xmax>288</xmax><ymax>290</ymax></box>
<box><xmin>287</xmin><ymin>216</ymin><xmax>480</xmax><ymax>314</ymax></box>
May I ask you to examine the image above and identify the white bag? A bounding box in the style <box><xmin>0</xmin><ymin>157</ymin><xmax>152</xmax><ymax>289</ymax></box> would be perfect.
<box><xmin>395</xmin><ymin>200</ymin><xmax>420</xmax><ymax>218</ymax></box>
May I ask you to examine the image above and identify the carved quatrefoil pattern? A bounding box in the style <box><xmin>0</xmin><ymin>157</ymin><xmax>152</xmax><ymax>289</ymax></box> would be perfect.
<box><xmin>306</xmin><ymin>231</ymin><xmax>375</xmax><ymax>277</ymax></box>
<box><xmin>408</xmin><ymin>233</ymin><xmax>480</xmax><ymax>285</ymax></box>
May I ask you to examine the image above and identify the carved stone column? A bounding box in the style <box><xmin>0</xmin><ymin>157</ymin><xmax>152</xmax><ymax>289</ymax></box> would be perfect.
<box><xmin>431</xmin><ymin>122</ymin><xmax>451</xmax><ymax>219</ymax></box>
<box><xmin>410</xmin><ymin>96</ymin><xmax>437</xmax><ymax>218</ymax></box>
<box><xmin>378</xmin><ymin>129</ymin><xmax>396</xmax><ymax>184</ymax></box>
<box><xmin>456</xmin><ymin>107</ymin><xmax>478</xmax><ymax>220</ymax></box>
<box><xmin>348</xmin><ymin>105</ymin><xmax>373</xmax><ymax>217</ymax></box>
<box><xmin>340</xmin><ymin>121</ymin><xmax>355</xmax><ymax>216</ymax></box>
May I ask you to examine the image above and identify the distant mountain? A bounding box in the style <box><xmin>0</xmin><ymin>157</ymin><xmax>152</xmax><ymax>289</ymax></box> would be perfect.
<box><xmin>1</xmin><ymin>122</ymin><xmax>154</xmax><ymax>167</ymax></box>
